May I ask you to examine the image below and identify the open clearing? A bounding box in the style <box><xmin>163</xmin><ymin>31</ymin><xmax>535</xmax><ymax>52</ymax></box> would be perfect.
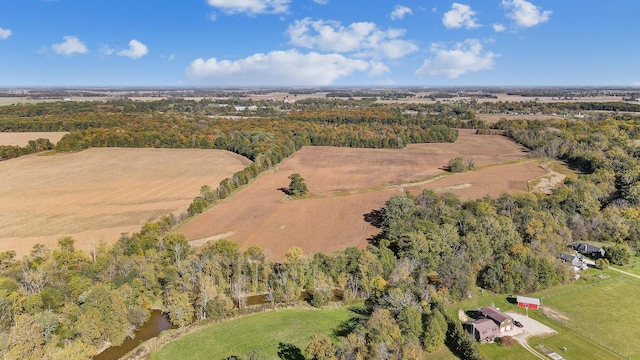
<box><xmin>534</xmin><ymin>275</ymin><xmax>640</xmax><ymax>359</ymax></box>
<box><xmin>179</xmin><ymin>130</ymin><xmax>548</xmax><ymax>261</ymax></box>
<box><xmin>151</xmin><ymin>307</ymin><xmax>352</xmax><ymax>360</ymax></box>
<box><xmin>0</xmin><ymin>148</ymin><xmax>251</xmax><ymax>256</ymax></box>
<box><xmin>0</xmin><ymin>131</ymin><xmax>69</xmax><ymax>146</ymax></box>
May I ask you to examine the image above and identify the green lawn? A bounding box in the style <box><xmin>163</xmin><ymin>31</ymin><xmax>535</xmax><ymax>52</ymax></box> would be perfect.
<box><xmin>477</xmin><ymin>342</ymin><xmax>538</xmax><ymax>360</ymax></box>
<box><xmin>151</xmin><ymin>307</ymin><xmax>354</xmax><ymax>360</ymax></box>
<box><xmin>533</xmin><ymin>274</ymin><xmax>640</xmax><ymax>359</ymax></box>
<box><xmin>528</xmin><ymin>328</ymin><xmax>625</xmax><ymax>360</ymax></box>
<box><xmin>611</xmin><ymin>254</ymin><xmax>640</xmax><ymax>276</ymax></box>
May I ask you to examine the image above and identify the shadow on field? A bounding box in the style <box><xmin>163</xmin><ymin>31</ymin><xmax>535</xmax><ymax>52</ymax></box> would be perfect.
<box><xmin>333</xmin><ymin>303</ymin><xmax>371</xmax><ymax>338</ymax></box>
<box><xmin>364</xmin><ymin>208</ymin><xmax>386</xmax><ymax>246</ymax></box>
<box><xmin>363</xmin><ymin>208</ymin><xmax>384</xmax><ymax>228</ymax></box>
<box><xmin>277</xmin><ymin>342</ymin><xmax>304</xmax><ymax>360</ymax></box>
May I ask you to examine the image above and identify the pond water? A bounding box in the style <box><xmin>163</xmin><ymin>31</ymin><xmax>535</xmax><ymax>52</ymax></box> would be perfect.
<box><xmin>96</xmin><ymin>290</ymin><xmax>343</xmax><ymax>359</ymax></box>
<box><xmin>93</xmin><ymin>310</ymin><xmax>176</xmax><ymax>360</ymax></box>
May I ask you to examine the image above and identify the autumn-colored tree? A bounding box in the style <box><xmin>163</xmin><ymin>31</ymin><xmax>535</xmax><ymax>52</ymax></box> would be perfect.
<box><xmin>305</xmin><ymin>334</ymin><xmax>336</xmax><ymax>360</ymax></box>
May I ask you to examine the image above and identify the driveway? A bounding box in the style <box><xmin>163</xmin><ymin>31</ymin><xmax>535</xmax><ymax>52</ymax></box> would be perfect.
<box><xmin>507</xmin><ymin>311</ymin><xmax>557</xmax><ymax>338</ymax></box>
<box><xmin>506</xmin><ymin>311</ymin><xmax>559</xmax><ymax>360</ymax></box>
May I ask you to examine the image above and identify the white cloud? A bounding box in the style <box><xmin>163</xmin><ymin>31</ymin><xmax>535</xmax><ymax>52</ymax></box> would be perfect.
<box><xmin>313</xmin><ymin>0</ymin><xmax>328</xmax><ymax>4</ymax></box>
<box><xmin>167</xmin><ymin>54</ymin><xmax>176</xmax><ymax>62</ymax></box>
<box><xmin>443</xmin><ymin>3</ymin><xmax>480</xmax><ymax>29</ymax></box>
<box><xmin>0</xmin><ymin>27</ymin><xmax>12</xmax><ymax>40</ymax></box>
<box><xmin>99</xmin><ymin>44</ymin><xmax>115</xmax><ymax>56</ymax></box>
<box><xmin>632</xmin><ymin>82</ymin><xmax>640</xmax><ymax>87</ymax></box>
<box><xmin>368</xmin><ymin>61</ymin><xmax>390</xmax><ymax>76</ymax></box>
<box><xmin>186</xmin><ymin>50</ymin><xmax>372</xmax><ymax>86</ymax></box>
<box><xmin>207</xmin><ymin>0</ymin><xmax>290</xmax><ymax>15</ymax></box>
<box><xmin>391</xmin><ymin>5</ymin><xmax>413</xmax><ymax>20</ymax></box>
<box><xmin>415</xmin><ymin>39</ymin><xmax>497</xmax><ymax>78</ymax></box>
<box><xmin>287</xmin><ymin>18</ymin><xmax>417</xmax><ymax>59</ymax></box>
<box><xmin>52</xmin><ymin>36</ymin><xmax>88</xmax><ymax>56</ymax></box>
<box><xmin>117</xmin><ymin>40</ymin><xmax>149</xmax><ymax>59</ymax></box>
<box><xmin>493</xmin><ymin>23</ymin><xmax>506</xmax><ymax>32</ymax></box>
<box><xmin>502</xmin><ymin>0</ymin><xmax>551</xmax><ymax>27</ymax></box>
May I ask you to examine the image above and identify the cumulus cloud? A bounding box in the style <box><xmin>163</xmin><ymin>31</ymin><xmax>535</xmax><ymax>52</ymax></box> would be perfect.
<box><xmin>118</xmin><ymin>39</ymin><xmax>149</xmax><ymax>60</ymax></box>
<box><xmin>52</xmin><ymin>36</ymin><xmax>88</xmax><ymax>56</ymax></box>
<box><xmin>186</xmin><ymin>50</ymin><xmax>374</xmax><ymax>86</ymax></box>
<box><xmin>368</xmin><ymin>61</ymin><xmax>390</xmax><ymax>76</ymax></box>
<box><xmin>391</xmin><ymin>5</ymin><xmax>412</xmax><ymax>20</ymax></box>
<box><xmin>493</xmin><ymin>23</ymin><xmax>506</xmax><ymax>32</ymax></box>
<box><xmin>443</xmin><ymin>3</ymin><xmax>480</xmax><ymax>29</ymax></box>
<box><xmin>502</xmin><ymin>0</ymin><xmax>551</xmax><ymax>27</ymax></box>
<box><xmin>287</xmin><ymin>18</ymin><xmax>417</xmax><ymax>59</ymax></box>
<box><xmin>117</xmin><ymin>40</ymin><xmax>149</xmax><ymax>59</ymax></box>
<box><xmin>0</xmin><ymin>27</ymin><xmax>12</xmax><ymax>40</ymax></box>
<box><xmin>207</xmin><ymin>0</ymin><xmax>290</xmax><ymax>15</ymax></box>
<box><xmin>415</xmin><ymin>39</ymin><xmax>497</xmax><ymax>78</ymax></box>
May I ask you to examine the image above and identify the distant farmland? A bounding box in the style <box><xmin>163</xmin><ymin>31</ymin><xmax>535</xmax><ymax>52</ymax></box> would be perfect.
<box><xmin>0</xmin><ymin>148</ymin><xmax>251</xmax><ymax>256</ymax></box>
<box><xmin>179</xmin><ymin>130</ymin><xmax>546</xmax><ymax>261</ymax></box>
<box><xmin>0</xmin><ymin>131</ymin><xmax>68</xmax><ymax>146</ymax></box>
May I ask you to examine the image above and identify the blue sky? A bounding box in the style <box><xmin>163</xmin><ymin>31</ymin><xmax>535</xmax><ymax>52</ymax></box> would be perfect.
<box><xmin>0</xmin><ymin>0</ymin><xmax>638</xmax><ymax>87</ymax></box>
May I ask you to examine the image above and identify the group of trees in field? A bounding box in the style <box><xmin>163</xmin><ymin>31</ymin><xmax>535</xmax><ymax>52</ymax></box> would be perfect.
<box><xmin>1</xmin><ymin>98</ymin><xmax>640</xmax><ymax>359</ymax></box>
<box><xmin>446</xmin><ymin>157</ymin><xmax>475</xmax><ymax>173</ymax></box>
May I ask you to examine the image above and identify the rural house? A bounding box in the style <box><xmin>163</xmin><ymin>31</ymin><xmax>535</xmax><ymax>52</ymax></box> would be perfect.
<box><xmin>560</xmin><ymin>253</ymin><xmax>588</xmax><ymax>271</ymax></box>
<box><xmin>481</xmin><ymin>306</ymin><xmax>514</xmax><ymax>332</ymax></box>
<box><xmin>464</xmin><ymin>318</ymin><xmax>500</xmax><ymax>343</ymax></box>
<box><xmin>571</xmin><ymin>243</ymin><xmax>605</xmax><ymax>258</ymax></box>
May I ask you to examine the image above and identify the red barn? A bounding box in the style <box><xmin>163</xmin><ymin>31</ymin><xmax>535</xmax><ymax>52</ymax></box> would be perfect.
<box><xmin>517</xmin><ymin>296</ymin><xmax>540</xmax><ymax>310</ymax></box>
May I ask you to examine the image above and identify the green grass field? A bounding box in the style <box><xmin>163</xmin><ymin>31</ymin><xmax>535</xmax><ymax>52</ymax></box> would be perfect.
<box><xmin>532</xmin><ymin>274</ymin><xmax>640</xmax><ymax>359</ymax></box>
<box><xmin>151</xmin><ymin>307</ymin><xmax>354</xmax><ymax>360</ymax></box>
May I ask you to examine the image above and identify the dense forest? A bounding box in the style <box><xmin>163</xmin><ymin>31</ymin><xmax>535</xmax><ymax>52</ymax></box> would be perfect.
<box><xmin>0</xmin><ymin>98</ymin><xmax>639</xmax><ymax>359</ymax></box>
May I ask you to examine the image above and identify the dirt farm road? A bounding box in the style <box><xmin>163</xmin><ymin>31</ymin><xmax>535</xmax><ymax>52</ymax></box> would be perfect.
<box><xmin>610</xmin><ymin>267</ymin><xmax>640</xmax><ymax>281</ymax></box>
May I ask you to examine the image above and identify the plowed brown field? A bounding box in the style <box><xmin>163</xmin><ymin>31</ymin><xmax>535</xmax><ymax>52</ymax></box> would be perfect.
<box><xmin>0</xmin><ymin>132</ymin><xmax>69</xmax><ymax>146</ymax></box>
<box><xmin>0</xmin><ymin>148</ymin><xmax>251</xmax><ymax>256</ymax></box>
<box><xmin>179</xmin><ymin>130</ymin><xmax>546</xmax><ymax>261</ymax></box>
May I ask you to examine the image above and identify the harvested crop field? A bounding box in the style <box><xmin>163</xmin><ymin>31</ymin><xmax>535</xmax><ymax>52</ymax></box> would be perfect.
<box><xmin>0</xmin><ymin>132</ymin><xmax>69</xmax><ymax>146</ymax></box>
<box><xmin>0</xmin><ymin>148</ymin><xmax>251</xmax><ymax>256</ymax></box>
<box><xmin>179</xmin><ymin>130</ymin><xmax>546</xmax><ymax>261</ymax></box>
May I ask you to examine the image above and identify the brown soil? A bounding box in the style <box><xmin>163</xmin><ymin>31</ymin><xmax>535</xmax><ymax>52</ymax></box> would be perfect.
<box><xmin>0</xmin><ymin>148</ymin><xmax>251</xmax><ymax>256</ymax></box>
<box><xmin>543</xmin><ymin>306</ymin><xmax>570</xmax><ymax>322</ymax></box>
<box><xmin>179</xmin><ymin>130</ymin><xmax>547</xmax><ymax>261</ymax></box>
<box><xmin>0</xmin><ymin>132</ymin><xmax>69</xmax><ymax>146</ymax></box>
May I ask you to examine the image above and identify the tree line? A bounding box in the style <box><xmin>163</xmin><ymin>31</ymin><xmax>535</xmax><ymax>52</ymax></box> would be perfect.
<box><xmin>0</xmin><ymin>138</ymin><xmax>53</xmax><ymax>161</ymax></box>
<box><xmin>1</xmin><ymin>99</ymin><xmax>639</xmax><ymax>358</ymax></box>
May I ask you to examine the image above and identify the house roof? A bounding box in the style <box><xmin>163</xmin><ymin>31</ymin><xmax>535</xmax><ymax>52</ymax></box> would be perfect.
<box><xmin>572</xmin><ymin>243</ymin><xmax>604</xmax><ymax>254</ymax></box>
<box><xmin>481</xmin><ymin>306</ymin><xmax>513</xmax><ymax>323</ymax></box>
<box><xmin>472</xmin><ymin>318</ymin><xmax>499</xmax><ymax>333</ymax></box>
<box><xmin>560</xmin><ymin>253</ymin><xmax>577</xmax><ymax>262</ymax></box>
